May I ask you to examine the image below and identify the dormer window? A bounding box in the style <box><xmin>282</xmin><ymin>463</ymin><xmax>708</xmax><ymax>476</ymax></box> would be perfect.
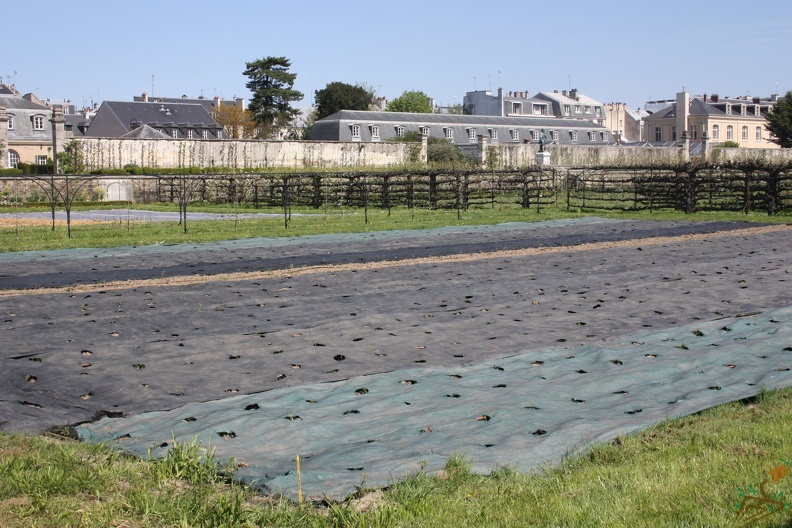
<box><xmin>570</xmin><ymin>130</ymin><xmax>578</xmax><ymax>142</ymax></box>
<box><xmin>467</xmin><ymin>127</ymin><xmax>476</xmax><ymax>141</ymax></box>
<box><xmin>171</xmin><ymin>129</ymin><xmax>178</xmax><ymax>138</ymax></box>
<box><xmin>419</xmin><ymin>126</ymin><xmax>430</xmax><ymax>136</ymax></box>
<box><xmin>350</xmin><ymin>124</ymin><xmax>361</xmax><ymax>140</ymax></box>
<box><xmin>32</xmin><ymin>115</ymin><xmax>45</xmax><ymax>130</ymax></box>
<box><xmin>563</xmin><ymin>104</ymin><xmax>571</xmax><ymax>115</ymax></box>
<box><xmin>489</xmin><ymin>128</ymin><xmax>498</xmax><ymax>140</ymax></box>
<box><xmin>601</xmin><ymin>131</ymin><xmax>609</xmax><ymax>142</ymax></box>
<box><xmin>551</xmin><ymin>130</ymin><xmax>558</xmax><ymax>142</ymax></box>
<box><xmin>7</xmin><ymin>116</ymin><xmax>13</xmax><ymax>129</ymax></box>
<box><xmin>588</xmin><ymin>131</ymin><xmax>596</xmax><ymax>142</ymax></box>
<box><xmin>725</xmin><ymin>103</ymin><xmax>732</xmax><ymax>114</ymax></box>
<box><xmin>574</xmin><ymin>105</ymin><xmax>581</xmax><ymax>113</ymax></box>
<box><xmin>511</xmin><ymin>102</ymin><xmax>522</xmax><ymax>114</ymax></box>
<box><xmin>370</xmin><ymin>125</ymin><xmax>380</xmax><ymax>140</ymax></box>
<box><xmin>395</xmin><ymin>125</ymin><xmax>405</xmax><ymax>138</ymax></box>
<box><xmin>444</xmin><ymin>127</ymin><xmax>453</xmax><ymax>140</ymax></box>
<box><xmin>510</xmin><ymin>129</ymin><xmax>519</xmax><ymax>142</ymax></box>
<box><xmin>202</xmin><ymin>129</ymin><xmax>208</xmax><ymax>140</ymax></box>
<box><xmin>531</xmin><ymin>130</ymin><xmax>539</xmax><ymax>141</ymax></box>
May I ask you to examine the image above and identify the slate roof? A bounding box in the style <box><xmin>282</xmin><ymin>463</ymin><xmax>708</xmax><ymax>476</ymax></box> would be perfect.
<box><xmin>103</xmin><ymin>101</ymin><xmax>218</xmax><ymax>129</ymax></box>
<box><xmin>0</xmin><ymin>94</ymin><xmax>50</xmax><ymax>111</ymax></box>
<box><xmin>120</xmin><ymin>124</ymin><xmax>171</xmax><ymax>139</ymax></box>
<box><xmin>319</xmin><ymin>110</ymin><xmax>606</xmax><ymax>129</ymax></box>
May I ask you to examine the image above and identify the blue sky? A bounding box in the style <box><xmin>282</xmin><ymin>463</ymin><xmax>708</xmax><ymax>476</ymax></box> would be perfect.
<box><xmin>5</xmin><ymin>0</ymin><xmax>791</xmax><ymax>112</ymax></box>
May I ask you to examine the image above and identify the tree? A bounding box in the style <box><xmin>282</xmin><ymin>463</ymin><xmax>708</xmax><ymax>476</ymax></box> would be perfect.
<box><xmin>765</xmin><ymin>91</ymin><xmax>792</xmax><ymax>148</ymax></box>
<box><xmin>214</xmin><ymin>105</ymin><xmax>256</xmax><ymax>139</ymax></box>
<box><xmin>387</xmin><ymin>90</ymin><xmax>433</xmax><ymax>113</ymax></box>
<box><xmin>243</xmin><ymin>56</ymin><xmax>303</xmax><ymax>138</ymax></box>
<box><xmin>315</xmin><ymin>82</ymin><xmax>376</xmax><ymax>120</ymax></box>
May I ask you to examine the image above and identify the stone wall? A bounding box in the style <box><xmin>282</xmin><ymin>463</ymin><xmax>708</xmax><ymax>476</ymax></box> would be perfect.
<box><xmin>707</xmin><ymin>147</ymin><xmax>792</xmax><ymax>164</ymax></box>
<box><xmin>75</xmin><ymin>138</ymin><xmax>417</xmax><ymax>170</ymax></box>
<box><xmin>489</xmin><ymin>144</ymin><xmax>687</xmax><ymax>168</ymax></box>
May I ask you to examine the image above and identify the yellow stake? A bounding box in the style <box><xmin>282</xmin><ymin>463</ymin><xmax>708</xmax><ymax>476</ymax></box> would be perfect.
<box><xmin>296</xmin><ymin>455</ymin><xmax>303</xmax><ymax>505</ymax></box>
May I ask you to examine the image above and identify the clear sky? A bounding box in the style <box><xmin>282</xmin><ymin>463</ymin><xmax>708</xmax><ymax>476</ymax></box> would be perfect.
<box><xmin>5</xmin><ymin>0</ymin><xmax>791</xmax><ymax>112</ymax></box>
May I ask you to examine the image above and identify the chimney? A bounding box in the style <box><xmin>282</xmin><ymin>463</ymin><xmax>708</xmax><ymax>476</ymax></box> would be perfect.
<box><xmin>83</xmin><ymin>108</ymin><xmax>90</xmax><ymax>118</ymax></box>
<box><xmin>497</xmin><ymin>87</ymin><xmax>504</xmax><ymax>98</ymax></box>
<box><xmin>142</xmin><ymin>92</ymin><xmax>148</xmax><ymax>102</ymax></box>
<box><xmin>214</xmin><ymin>95</ymin><xmax>221</xmax><ymax>108</ymax></box>
<box><xmin>711</xmin><ymin>93</ymin><xmax>719</xmax><ymax>103</ymax></box>
<box><xmin>703</xmin><ymin>93</ymin><xmax>707</xmax><ymax>103</ymax></box>
<box><xmin>570</xmin><ymin>88</ymin><xmax>579</xmax><ymax>100</ymax></box>
<box><xmin>753</xmin><ymin>97</ymin><xmax>760</xmax><ymax>104</ymax></box>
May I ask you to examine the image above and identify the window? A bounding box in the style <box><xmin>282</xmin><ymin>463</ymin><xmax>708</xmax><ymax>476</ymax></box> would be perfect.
<box><xmin>672</xmin><ymin>126</ymin><xmax>676</xmax><ymax>141</ymax></box>
<box><xmin>533</xmin><ymin>104</ymin><xmax>547</xmax><ymax>115</ymax></box>
<box><xmin>531</xmin><ymin>130</ymin><xmax>539</xmax><ymax>141</ymax></box>
<box><xmin>489</xmin><ymin>128</ymin><xmax>498</xmax><ymax>140</ymax></box>
<box><xmin>370</xmin><ymin>125</ymin><xmax>380</xmax><ymax>140</ymax></box>
<box><xmin>563</xmin><ymin>104</ymin><xmax>571</xmax><ymax>115</ymax></box>
<box><xmin>726</xmin><ymin>125</ymin><xmax>733</xmax><ymax>140</ymax></box>
<box><xmin>742</xmin><ymin>126</ymin><xmax>748</xmax><ymax>141</ymax></box>
<box><xmin>510</xmin><ymin>129</ymin><xmax>519</xmax><ymax>142</ymax></box>
<box><xmin>35</xmin><ymin>155</ymin><xmax>47</xmax><ymax>165</ymax></box>
<box><xmin>155</xmin><ymin>127</ymin><xmax>162</xmax><ymax>133</ymax></box>
<box><xmin>202</xmin><ymin>129</ymin><xmax>208</xmax><ymax>140</ymax></box>
<box><xmin>574</xmin><ymin>105</ymin><xmax>581</xmax><ymax>113</ymax></box>
<box><xmin>171</xmin><ymin>129</ymin><xmax>178</xmax><ymax>138</ymax></box>
<box><xmin>511</xmin><ymin>102</ymin><xmax>522</xmax><ymax>114</ymax></box>
<box><xmin>601</xmin><ymin>132</ymin><xmax>609</xmax><ymax>142</ymax></box>
<box><xmin>588</xmin><ymin>131</ymin><xmax>596</xmax><ymax>142</ymax></box>
<box><xmin>395</xmin><ymin>125</ymin><xmax>405</xmax><ymax>138</ymax></box>
<box><xmin>419</xmin><ymin>126</ymin><xmax>429</xmax><ymax>136</ymax></box>
<box><xmin>351</xmin><ymin>124</ymin><xmax>361</xmax><ymax>139</ymax></box>
<box><xmin>187</xmin><ymin>129</ymin><xmax>194</xmax><ymax>139</ymax></box>
<box><xmin>725</xmin><ymin>104</ymin><xmax>732</xmax><ymax>115</ymax></box>
<box><xmin>712</xmin><ymin>125</ymin><xmax>719</xmax><ymax>140</ymax></box>
<box><xmin>444</xmin><ymin>127</ymin><xmax>453</xmax><ymax>140</ymax></box>
<box><xmin>570</xmin><ymin>130</ymin><xmax>578</xmax><ymax>142</ymax></box>
<box><xmin>740</xmin><ymin>105</ymin><xmax>747</xmax><ymax>116</ymax></box>
<box><xmin>8</xmin><ymin>150</ymin><xmax>19</xmax><ymax>168</ymax></box>
<box><xmin>689</xmin><ymin>124</ymin><xmax>697</xmax><ymax>140</ymax></box>
<box><xmin>6</xmin><ymin>116</ymin><xmax>13</xmax><ymax>129</ymax></box>
<box><xmin>467</xmin><ymin>128</ymin><xmax>476</xmax><ymax>141</ymax></box>
<box><xmin>33</xmin><ymin>115</ymin><xmax>45</xmax><ymax>130</ymax></box>
<box><xmin>754</xmin><ymin>105</ymin><xmax>761</xmax><ymax>116</ymax></box>
<box><xmin>654</xmin><ymin>126</ymin><xmax>662</xmax><ymax>142</ymax></box>
<box><xmin>756</xmin><ymin>126</ymin><xmax>762</xmax><ymax>142</ymax></box>
<box><xmin>585</xmin><ymin>106</ymin><xmax>592</xmax><ymax>114</ymax></box>
<box><xmin>595</xmin><ymin>107</ymin><xmax>602</xmax><ymax>117</ymax></box>
<box><xmin>551</xmin><ymin>130</ymin><xmax>558</xmax><ymax>142</ymax></box>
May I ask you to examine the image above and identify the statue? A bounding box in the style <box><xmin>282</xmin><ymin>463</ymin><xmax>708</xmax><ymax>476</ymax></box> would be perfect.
<box><xmin>539</xmin><ymin>129</ymin><xmax>547</xmax><ymax>152</ymax></box>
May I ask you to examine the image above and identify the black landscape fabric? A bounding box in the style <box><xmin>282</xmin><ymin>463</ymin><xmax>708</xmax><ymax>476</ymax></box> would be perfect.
<box><xmin>2</xmin><ymin>218</ymin><xmax>792</xmax><ymax>495</ymax></box>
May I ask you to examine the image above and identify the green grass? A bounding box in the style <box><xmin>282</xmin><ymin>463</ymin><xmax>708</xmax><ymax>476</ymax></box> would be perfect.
<box><xmin>1</xmin><ymin>202</ymin><xmax>790</xmax><ymax>253</ymax></box>
<box><xmin>2</xmin><ymin>388</ymin><xmax>792</xmax><ymax>527</ymax></box>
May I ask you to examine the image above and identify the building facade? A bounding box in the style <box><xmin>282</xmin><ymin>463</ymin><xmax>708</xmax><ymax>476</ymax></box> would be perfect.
<box><xmin>309</xmin><ymin>110</ymin><xmax>612</xmax><ymax>146</ymax></box>
<box><xmin>0</xmin><ymin>84</ymin><xmax>60</xmax><ymax>167</ymax></box>
<box><xmin>643</xmin><ymin>91</ymin><xmax>779</xmax><ymax>149</ymax></box>
<box><xmin>84</xmin><ymin>101</ymin><xmax>226</xmax><ymax>140</ymax></box>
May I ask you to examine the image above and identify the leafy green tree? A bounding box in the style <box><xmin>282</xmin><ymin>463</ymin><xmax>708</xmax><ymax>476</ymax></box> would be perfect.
<box><xmin>765</xmin><ymin>91</ymin><xmax>792</xmax><ymax>148</ymax></box>
<box><xmin>243</xmin><ymin>56</ymin><xmax>303</xmax><ymax>138</ymax></box>
<box><xmin>314</xmin><ymin>82</ymin><xmax>376</xmax><ymax>120</ymax></box>
<box><xmin>387</xmin><ymin>90</ymin><xmax>433</xmax><ymax>113</ymax></box>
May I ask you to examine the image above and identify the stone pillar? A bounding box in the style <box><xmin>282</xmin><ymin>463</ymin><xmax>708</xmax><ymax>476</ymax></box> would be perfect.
<box><xmin>49</xmin><ymin>107</ymin><xmax>66</xmax><ymax>173</ymax></box>
<box><xmin>676</xmin><ymin>91</ymin><xmax>689</xmax><ymax>146</ymax></box>
<box><xmin>420</xmin><ymin>132</ymin><xmax>428</xmax><ymax>165</ymax></box>
<box><xmin>0</xmin><ymin>107</ymin><xmax>8</xmax><ymax>167</ymax></box>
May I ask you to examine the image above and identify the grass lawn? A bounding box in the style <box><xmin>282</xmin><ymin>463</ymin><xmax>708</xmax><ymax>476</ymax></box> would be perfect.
<box><xmin>1</xmin><ymin>388</ymin><xmax>791</xmax><ymax>527</ymax></box>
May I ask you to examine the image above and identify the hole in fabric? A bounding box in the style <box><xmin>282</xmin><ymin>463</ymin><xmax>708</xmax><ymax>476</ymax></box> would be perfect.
<box><xmin>400</xmin><ymin>380</ymin><xmax>417</xmax><ymax>385</ymax></box>
<box><xmin>25</xmin><ymin>375</ymin><xmax>37</xmax><ymax>384</ymax></box>
<box><xmin>272</xmin><ymin>350</ymin><xmax>283</xmax><ymax>354</ymax></box>
<box><xmin>709</xmin><ymin>385</ymin><xmax>722</xmax><ymax>390</ymax></box>
<box><xmin>218</xmin><ymin>431</ymin><xmax>236</xmax><ymax>439</ymax></box>
<box><xmin>355</xmin><ymin>388</ymin><xmax>369</xmax><ymax>395</ymax></box>
<box><xmin>576</xmin><ymin>370</ymin><xmax>588</xmax><ymax>374</ymax></box>
<box><xmin>225</xmin><ymin>389</ymin><xmax>239</xmax><ymax>394</ymax></box>
<box><xmin>290</xmin><ymin>364</ymin><xmax>301</xmax><ymax>369</ymax></box>
<box><xmin>228</xmin><ymin>354</ymin><xmax>240</xmax><ymax>360</ymax></box>
<box><xmin>245</xmin><ymin>404</ymin><xmax>260</xmax><ymax>411</ymax></box>
<box><xmin>326</xmin><ymin>369</ymin><xmax>339</xmax><ymax>374</ymax></box>
<box><xmin>81</xmin><ymin>363</ymin><xmax>92</xmax><ymax>368</ymax></box>
<box><xmin>343</xmin><ymin>409</ymin><xmax>360</xmax><ymax>415</ymax></box>
<box><xmin>777</xmin><ymin>367</ymin><xmax>791</xmax><ymax>372</ymax></box>
<box><xmin>352</xmin><ymin>338</ymin><xmax>363</xmax><ymax>342</ymax></box>
<box><xmin>476</xmin><ymin>415</ymin><xmax>491</xmax><ymax>422</ymax></box>
<box><xmin>414</xmin><ymin>360</ymin><xmax>426</xmax><ymax>363</ymax></box>
<box><xmin>668</xmin><ymin>399</ymin><xmax>678</xmax><ymax>404</ymax></box>
<box><xmin>284</xmin><ymin>415</ymin><xmax>302</xmax><ymax>421</ymax></box>
<box><xmin>525</xmin><ymin>406</ymin><xmax>541</xmax><ymax>410</ymax></box>
<box><xmin>625</xmin><ymin>408</ymin><xmax>642</xmax><ymax>415</ymax></box>
<box><xmin>612</xmin><ymin>391</ymin><xmax>628</xmax><ymax>395</ymax></box>
<box><xmin>532</xmin><ymin>429</ymin><xmax>547</xmax><ymax>436</ymax></box>
<box><xmin>450</xmin><ymin>374</ymin><xmax>463</xmax><ymax>379</ymax></box>
<box><xmin>80</xmin><ymin>393</ymin><xmax>93</xmax><ymax>400</ymax></box>
<box><xmin>132</xmin><ymin>363</ymin><xmax>145</xmax><ymax>369</ymax></box>
<box><xmin>724</xmin><ymin>364</ymin><xmax>736</xmax><ymax>369</ymax></box>
<box><xmin>420</xmin><ymin>426</ymin><xmax>432</xmax><ymax>433</ymax></box>
<box><xmin>334</xmin><ymin>355</ymin><xmax>346</xmax><ymax>361</ymax></box>
<box><xmin>20</xmin><ymin>401</ymin><xmax>42</xmax><ymax>408</ymax></box>
<box><xmin>491</xmin><ymin>365</ymin><xmax>504</xmax><ymax>371</ymax></box>
<box><xmin>493</xmin><ymin>384</ymin><xmax>507</xmax><ymax>388</ymax></box>
<box><xmin>347</xmin><ymin>467</ymin><xmax>364</xmax><ymax>471</ymax></box>
<box><xmin>184</xmin><ymin>417</ymin><xmax>197</xmax><ymax>422</ymax></box>
<box><xmin>571</xmin><ymin>398</ymin><xmax>586</xmax><ymax>403</ymax></box>
<box><xmin>446</xmin><ymin>394</ymin><xmax>461</xmax><ymax>398</ymax></box>
<box><xmin>483</xmin><ymin>444</ymin><xmax>494</xmax><ymax>448</ymax></box>
<box><xmin>610</xmin><ymin>359</ymin><xmax>623</xmax><ymax>365</ymax></box>
<box><xmin>532</xmin><ymin>361</ymin><xmax>544</xmax><ymax>366</ymax></box>
<box><xmin>454</xmin><ymin>354</ymin><xmax>464</xmax><ymax>358</ymax></box>
<box><xmin>276</xmin><ymin>374</ymin><xmax>287</xmax><ymax>380</ymax></box>
<box><xmin>645</xmin><ymin>354</ymin><xmax>657</xmax><ymax>358</ymax></box>
<box><xmin>81</xmin><ymin>350</ymin><xmax>92</xmax><ymax>356</ymax></box>
<box><xmin>313</xmin><ymin>343</ymin><xmax>326</xmax><ymax>347</ymax></box>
